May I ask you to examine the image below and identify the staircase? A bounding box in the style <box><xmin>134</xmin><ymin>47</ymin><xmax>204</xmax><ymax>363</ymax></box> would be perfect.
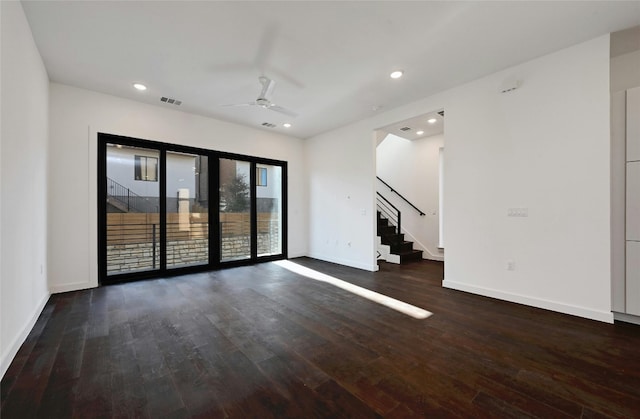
<box><xmin>107</xmin><ymin>177</ymin><xmax>157</xmax><ymax>213</ymax></box>
<box><xmin>377</xmin><ymin>211</ymin><xmax>423</xmax><ymax>264</ymax></box>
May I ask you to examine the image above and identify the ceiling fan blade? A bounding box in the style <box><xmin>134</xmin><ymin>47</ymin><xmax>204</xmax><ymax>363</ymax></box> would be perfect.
<box><xmin>253</xmin><ymin>24</ymin><xmax>278</xmax><ymax>71</ymax></box>
<box><xmin>269</xmin><ymin>67</ymin><xmax>305</xmax><ymax>89</ymax></box>
<box><xmin>268</xmin><ymin>104</ymin><xmax>298</xmax><ymax>118</ymax></box>
<box><xmin>220</xmin><ymin>102</ymin><xmax>256</xmax><ymax>108</ymax></box>
<box><xmin>258</xmin><ymin>76</ymin><xmax>275</xmax><ymax>100</ymax></box>
<box><xmin>222</xmin><ymin>76</ymin><xmax>296</xmax><ymax>116</ymax></box>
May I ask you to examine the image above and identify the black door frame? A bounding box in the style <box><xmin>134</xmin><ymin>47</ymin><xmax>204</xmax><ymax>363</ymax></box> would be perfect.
<box><xmin>98</xmin><ymin>133</ymin><xmax>288</xmax><ymax>285</ymax></box>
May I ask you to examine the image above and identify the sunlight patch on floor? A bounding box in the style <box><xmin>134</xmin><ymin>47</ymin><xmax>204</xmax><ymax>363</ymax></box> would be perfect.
<box><xmin>274</xmin><ymin>260</ymin><xmax>433</xmax><ymax>320</ymax></box>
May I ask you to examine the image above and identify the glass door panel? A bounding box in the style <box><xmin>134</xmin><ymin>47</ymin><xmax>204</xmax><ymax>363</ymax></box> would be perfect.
<box><xmin>257</xmin><ymin>164</ymin><xmax>282</xmax><ymax>256</ymax></box>
<box><xmin>166</xmin><ymin>151</ymin><xmax>209</xmax><ymax>268</ymax></box>
<box><xmin>100</xmin><ymin>133</ymin><xmax>287</xmax><ymax>284</ymax></box>
<box><xmin>106</xmin><ymin>144</ymin><xmax>160</xmax><ymax>275</ymax></box>
<box><xmin>220</xmin><ymin>159</ymin><xmax>252</xmax><ymax>261</ymax></box>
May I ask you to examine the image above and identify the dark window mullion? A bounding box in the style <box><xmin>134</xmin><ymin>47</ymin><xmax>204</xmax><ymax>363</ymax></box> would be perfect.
<box><xmin>159</xmin><ymin>149</ymin><xmax>167</xmax><ymax>271</ymax></box>
<box><xmin>97</xmin><ymin>138</ymin><xmax>107</xmax><ymax>283</ymax></box>
<box><xmin>250</xmin><ymin>162</ymin><xmax>258</xmax><ymax>259</ymax></box>
<box><xmin>281</xmin><ymin>162</ymin><xmax>288</xmax><ymax>259</ymax></box>
<box><xmin>211</xmin><ymin>155</ymin><xmax>220</xmax><ymax>265</ymax></box>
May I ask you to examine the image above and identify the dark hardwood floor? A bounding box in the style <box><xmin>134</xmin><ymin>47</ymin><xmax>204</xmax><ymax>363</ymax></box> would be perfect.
<box><xmin>2</xmin><ymin>258</ymin><xmax>639</xmax><ymax>418</ymax></box>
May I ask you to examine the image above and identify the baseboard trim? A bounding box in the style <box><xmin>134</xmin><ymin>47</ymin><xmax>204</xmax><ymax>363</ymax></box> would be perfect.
<box><xmin>0</xmin><ymin>292</ymin><xmax>50</xmax><ymax>380</ymax></box>
<box><xmin>613</xmin><ymin>311</ymin><xmax>640</xmax><ymax>325</ymax></box>
<box><xmin>50</xmin><ymin>281</ymin><xmax>96</xmax><ymax>294</ymax></box>
<box><xmin>399</xmin><ymin>229</ymin><xmax>444</xmax><ymax>261</ymax></box>
<box><xmin>305</xmin><ymin>253</ymin><xmax>379</xmax><ymax>272</ymax></box>
<box><xmin>443</xmin><ymin>279</ymin><xmax>614</xmax><ymax>323</ymax></box>
<box><xmin>287</xmin><ymin>250</ymin><xmax>308</xmax><ymax>259</ymax></box>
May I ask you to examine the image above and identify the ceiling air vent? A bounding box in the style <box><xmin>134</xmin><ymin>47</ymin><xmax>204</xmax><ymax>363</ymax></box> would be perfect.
<box><xmin>399</xmin><ymin>126</ymin><xmax>411</xmax><ymax>131</ymax></box>
<box><xmin>261</xmin><ymin>122</ymin><xmax>276</xmax><ymax>128</ymax></box>
<box><xmin>160</xmin><ymin>96</ymin><xmax>182</xmax><ymax>106</ymax></box>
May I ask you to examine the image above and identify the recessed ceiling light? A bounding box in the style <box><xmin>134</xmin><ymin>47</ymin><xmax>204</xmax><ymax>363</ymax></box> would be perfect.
<box><xmin>416</xmin><ymin>130</ymin><xmax>425</xmax><ymax>135</ymax></box>
<box><xmin>427</xmin><ymin>118</ymin><xmax>437</xmax><ymax>124</ymax></box>
<box><xmin>283</xmin><ymin>123</ymin><xmax>292</xmax><ymax>128</ymax></box>
<box><xmin>133</xmin><ymin>83</ymin><xmax>147</xmax><ymax>91</ymax></box>
<box><xmin>390</xmin><ymin>70</ymin><xmax>404</xmax><ymax>79</ymax></box>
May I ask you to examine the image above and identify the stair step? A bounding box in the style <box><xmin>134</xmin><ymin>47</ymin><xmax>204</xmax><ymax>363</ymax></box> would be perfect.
<box><xmin>377</xmin><ymin>225</ymin><xmax>397</xmax><ymax>236</ymax></box>
<box><xmin>107</xmin><ymin>197</ymin><xmax>131</xmax><ymax>213</ymax></box>
<box><xmin>376</xmin><ymin>209</ymin><xmax>422</xmax><ymax>264</ymax></box>
<box><xmin>380</xmin><ymin>233</ymin><xmax>404</xmax><ymax>245</ymax></box>
<box><xmin>397</xmin><ymin>249</ymin><xmax>423</xmax><ymax>264</ymax></box>
<box><xmin>390</xmin><ymin>241</ymin><xmax>414</xmax><ymax>253</ymax></box>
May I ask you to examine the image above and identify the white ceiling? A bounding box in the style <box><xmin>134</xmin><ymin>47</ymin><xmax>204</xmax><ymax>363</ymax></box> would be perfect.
<box><xmin>21</xmin><ymin>1</ymin><xmax>640</xmax><ymax>139</ymax></box>
<box><xmin>379</xmin><ymin>111</ymin><xmax>444</xmax><ymax>141</ymax></box>
<box><xmin>611</xmin><ymin>24</ymin><xmax>640</xmax><ymax>57</ymax></box>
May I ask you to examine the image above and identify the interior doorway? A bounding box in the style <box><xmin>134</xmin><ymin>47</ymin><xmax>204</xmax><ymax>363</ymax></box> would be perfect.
<box><xmin>374</xmin><ymin>110</ymin><xmax>445</xmax><ymax>264</ymax></box>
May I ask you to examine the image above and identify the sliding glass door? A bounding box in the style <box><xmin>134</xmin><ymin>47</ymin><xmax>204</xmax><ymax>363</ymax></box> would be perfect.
<box><xmin>257</xmin><ymin>164</ymin><xmax>283</xmax><ymax>257</ymax></box>
<box><xmin>219</xmin><ymin>158</ymin><xmax>252</xmax><ymax>262</ymax></box>
<box><xmin>166</xmin><ymin>151</ymin><xmax>209</xmax><ymax>268</ymax></box>
<box><xmin>105</xmin><ymin>143</ymin><xmax>160</xmax><ymax>276</ymax></box>
<box><xmin>98</xmin><ymin>133</ymin><xmax>287</xmax><ymax>284</ymax></box>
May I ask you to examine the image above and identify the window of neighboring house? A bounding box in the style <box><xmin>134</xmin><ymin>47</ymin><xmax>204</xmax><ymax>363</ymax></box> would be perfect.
<box><xmin>257</xmin><ymin>167</ymin><xmax>267</xmax><ymax>186</ymax></box>
<box><xmin>134</xmin><ymin>155</ymin><xmax>158</xmax><ymax>181</ymax></box>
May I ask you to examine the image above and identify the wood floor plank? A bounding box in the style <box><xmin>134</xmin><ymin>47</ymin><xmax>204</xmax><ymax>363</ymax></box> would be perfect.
<box><xmin>0</xmin><ymin>302</ymin><xmax>55</xmax><ymax>408</ymax></box>
<box><xmin>314</xmin><ymin>379</ymin><xmax>384</xmax><ymax>418</ymax></box>
<box><xmin>2</xmin><ymin>258</ymin><xmax>640</xmax><ymax>418</ymax></box>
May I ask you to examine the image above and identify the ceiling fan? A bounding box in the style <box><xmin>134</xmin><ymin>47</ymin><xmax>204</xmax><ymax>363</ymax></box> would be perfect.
<box><xmin>222</xmin><ymin>76</ymin><xmax>298</xmax><ymax>118</ymax></box>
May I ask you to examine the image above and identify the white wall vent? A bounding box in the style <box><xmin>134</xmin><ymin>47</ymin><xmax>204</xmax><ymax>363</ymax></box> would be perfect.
<box><xmin>500</xmin><ymin>79</ymin><xmax>522</xmax><ymax>94</ymax></box>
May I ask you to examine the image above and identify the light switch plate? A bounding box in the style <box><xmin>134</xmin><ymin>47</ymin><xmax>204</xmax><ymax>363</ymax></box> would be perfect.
<box><xmin>508</xmin><ymin>208</ymin><xmax>528</xmax><ymax>217</ymax></box>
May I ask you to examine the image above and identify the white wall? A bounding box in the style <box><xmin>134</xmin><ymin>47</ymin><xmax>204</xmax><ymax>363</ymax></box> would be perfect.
<box><xmin>377</xmin><ymin>133</ymin><xmax>444</xmax><ymax>260</ymax></box>
<box><xmin>306</xmin><ymin>122</ymin><xmax>378</xmax><ymax>271</ymax></box>
<box><xmin>48</xmin><ymin>83</ymin><xmax>308</xmax><ymax>293</ymax></box>
<box><xmin>611</xmin><ymin>50</ymin><xmax>640</xmax><ymax>92</ymax></box>
<box><xmin>443</xmin><ymin>35</ymin><xmax>611</xmax><ymax>322</ymax></box>
<box><xmin>306</xmin><ymin>35</ymin><xmax>613</xmax><ymax>322</ymax></box>
<box><xmin>1</xmin><ymin>1</ymin><xmax>50</xmax><ymax>378</ymax></box>
<box><xmin>610</xmin><ymin>39</ymin><xmax>640</xmax><ymax>315</ymax></box>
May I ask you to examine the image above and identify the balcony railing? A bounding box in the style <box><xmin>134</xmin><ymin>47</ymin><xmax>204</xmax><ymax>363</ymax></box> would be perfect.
<box><xmin>106</xmin><ymin>218</ymin><xmax>280</xmax><ymax>274</ymax></box>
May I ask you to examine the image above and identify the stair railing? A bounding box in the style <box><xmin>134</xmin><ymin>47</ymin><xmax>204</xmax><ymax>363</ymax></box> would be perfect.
<box><xmin>377</xmin><ymin>192</ymin><xmax>401</xmax><ymax>236</ymax></box>
<box><xmin>376</xmin><ymin>176</ymin><xmax>426</xmax><ymax>216</ymax></box>
<box><xmin>107</xmin><ymin>177</ymin><xmax>157</xmax><ymax>213</ymax></box>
